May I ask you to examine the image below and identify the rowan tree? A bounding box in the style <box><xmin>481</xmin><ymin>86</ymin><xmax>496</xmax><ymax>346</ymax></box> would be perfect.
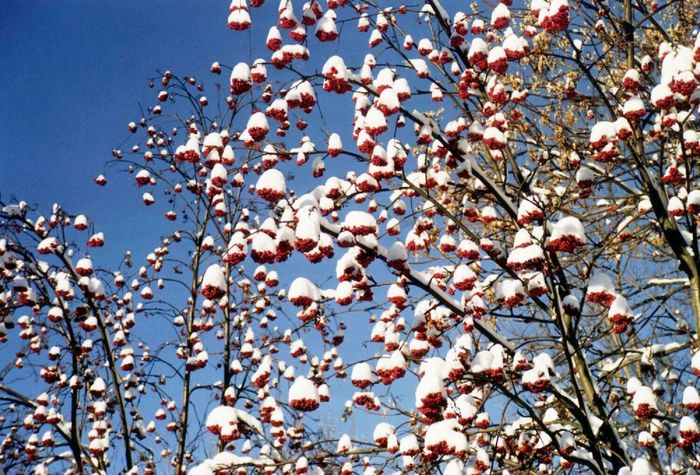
<box><xmin>3</xmin><ymin>0</ymin><xmax>700</xmax><ymax>474</ymax></box>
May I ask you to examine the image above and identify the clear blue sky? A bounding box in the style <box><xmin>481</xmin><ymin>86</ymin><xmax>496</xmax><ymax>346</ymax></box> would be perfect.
<box><xmin>0</xmin><ymin>1</ymin><xmax>257</xmax><ymax>259</ymax></box>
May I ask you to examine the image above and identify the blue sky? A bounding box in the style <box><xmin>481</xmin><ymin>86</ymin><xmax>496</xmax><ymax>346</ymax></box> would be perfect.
<box><xmin>1</xmin><ymin>1</ymin><xmax>244</xmax><ymax>259</ymax></box>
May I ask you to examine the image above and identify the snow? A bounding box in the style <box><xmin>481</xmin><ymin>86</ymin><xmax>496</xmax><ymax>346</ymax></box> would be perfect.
<box><xmin>550</xmin><ymin>216</ymin><xmax>584</xmax><ymax>243</ymax></box>
<box><xmin>516</xmin><ymin>197</ymin><xmax>542</xmax><ymax>224</ymax></box>
<box><xmin>399</xmin><ymin>433</ymin><xmax>419</xmax><ymax>456</ymax></box>
<box><xmin>325</xmin><ymin>133</ymin><xmax>343</xmax><ymax>157</ymax></box>
<box><xmin>660</xmin><ymin>45</ymin><xmax>694</xmax><ymax>84</ymax></box>
<box><xmin>650</xmin><ymin>84</ymin><xmax>673</xmax><ymax>109</ymax></box>
<box><xmin>590</xmin><ymin>121</ymin><xmax>617</xmax><ymax>148</ymax></box>
<box><xmin>623</xmin><ymin>68</ymin><xmax>640</xmax><ymax>86</ymax></box>
<box><xmin>387</xmin><ymin>241</ymin><xmax>407</xmax><ymax>265</ymax></box>
<box><xmin>37</xmin><ymin>237</ymin><xmax>59</xmax><ymax>254</ymax></box>
<box><xmin>668</xmin><ymin>195</ymin><xmax>685</xmax><ymax>215</ymax></box>
<box><xmin>343</xmin><ymin>211</ymin><xmax>377</xmax><ymax>236</ymax></box>
<box><xmin>372</xmin><ymin>422</ymin><xmax>394</xmax><ymax>444</ymax></box>
<box><xmin>507</xmin><ymin>243</ymin><xmax>544</xmax><ymax>270</ymax></box>
<box><xmin>73</xmin><ymin>214</ymin><xmax>88</xmax><ymax>230</ymax></box>
<box><xmin>487</xmin><ymin>46</ymin><xmax>507</xmax><ymax>70</ymax></box>
<box><xmin>679</xmin><ymin>415</ymin><xmax>698</xmax><ymax>434</ymax></box>
<box><xmin>424</xmin><ymin>419</ymin><xmax>467</xmax><ymax>456</ymax></box>
<box><xmin>468</xmin><ymin>37</ymin><xmax>488</xmax><ymax>58</ymax></box>
<box><xmin>255</xmin><ymin>169</ymin><xmax>286</xmax><ymax>202</ymax></box>
<box><xmin>200</xmin><ymin>264</ymin><xmax>226</xmax><ymax>299</ymax></box>
<box><xmin>203</xmin><ymin>132</ymin><xmax>223</xmax><ymax>153</ymax></box>
<box><xmin>573</xmin><ymin>167</ymin><xmax>594</xmax><ymax>189</ymax></box>
<box><xmin>586</xmin><ymin>273</ymin><xmax>615</xmax><ymax>303</ymax></box>
<box><xmin>89</xmin><ymin>378</ymin><xmax>106</xmax><ymax>395</ymax></box>
<box><xmin>415</xmin><ymin>372</ymin><xmax>446</xmax><ymax>407</ymax></box>
<box><xmin>392</xmin><ymin>79</ymin><xmax>411</xmax><ymax>102</ymax></box>
<box><xmin>617</xmin><ymin>458</ymin><xmax>654</xmax><ymax>475</ymax></box>
<box><xmin>503</xmin><ymin>33</ymin><xmax>527</xmax><ymax>58</ymax></box>
<box><xmin>408</xmin><ymin>58</ymin><xmax>428</xmax><ymax>77</ymax></box>
<box><xmin>364</xmin><ymin>107</ymin><xmax>388</xmax><ymax>135</ymax></box>
<box><xmin>210</xmin><ymin>163</ymin><xmax>227</xmax><ymax>188</ymax></box>
<box><xmin>417</xmin><ymin>38</ymin><xmax>433</xmax><ymax>55</ymax></box>
<box><xmin>683</xmin><ymin>386</ymin><xmax>700</xmax><ymax>408</ymax></box>
<box><xmin>378</xmin><ymin>88</ymin><xmax>400</xmax><ymax>116</ymax></box>
<box><xmin>623</xmin><ymin>96</ymin><xmax>645</xmax><ymax>119</ymax></box>
<box><xmin>456</xmin><ymin>239</ymin><xmax>480</xmax><ymax>260</ymax></box>
<box><xmin>294</xmin><ymin>206</ymin><xmax>321</xmax><ymax>250</ymax></box>
<box><xmin>205</xmin><ymin>405</ymin><xmax>238</xmax><ymax>435</ymax></box>
<box><xmin>376</xmin><ymin>350</ymin><xmax>406</xmax><ymax>381</ymax></box>
<box><xmin>608</xmin><ymin>294</ymin><xmax>632</xmax><ymax>322</ymax></box>
<box><xmin>233</xmin><ymin>408</ymin><xmax>263</xmax><ymax>435</ymax></box>
<box><xmin>496</xmin><ymin>278</ymin><xmax>525</xmax><ymax>306</ymax></box>
<box><xmin>334</xmin><ymin>280</ymin><xmax>353</xmax><ymax>305</ymax></box>
<box><xmin>691</xmin><ymin>349</ymin><xmax>700</xmax><ymax>374</ymax></box>
<box><xmin>246</xmin><ymin>111</ymin><xmax>269</xmax><ymax>138</ymax></box>
<box><xmin>288</xmin><ymin>376</ymin><xmax>320</xmax><ymax>411</ymax></box>
<box><xmin>452</xmin><ymin>264</ymin><xmax>477</xmax><ymax>291</ymax></box>
<box><xmin>210</xmin><ymin>452</ymin><xmax>262</xmax><ymax>471</ymax></box>
<box><xmin>631</xmin><ymin>386</ymin><xmax>658</xmax><ymax>417</ymax></box>
<box><xmin>351</xmin><ymin>362</ymin><xmax>376</xmax><ymax>388</ymax></box>
<box><xmin>483</xmin><ymin>126</ymin><xmax>506</xmax><ymax>149</ymax></box>
<box><xmin>471</xmin><ymin>345</ymin><xmax>505</xmax><ymax>375</ymax></box>
<box><xmin>288</xmin><ymin>277</ymin><xmax>320</xmax><ymax>306</ymax></box>
<box><xmin>491</xmin><ymin>3</ymin><xmax>510</xmax><ymax>28</ymax></box>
